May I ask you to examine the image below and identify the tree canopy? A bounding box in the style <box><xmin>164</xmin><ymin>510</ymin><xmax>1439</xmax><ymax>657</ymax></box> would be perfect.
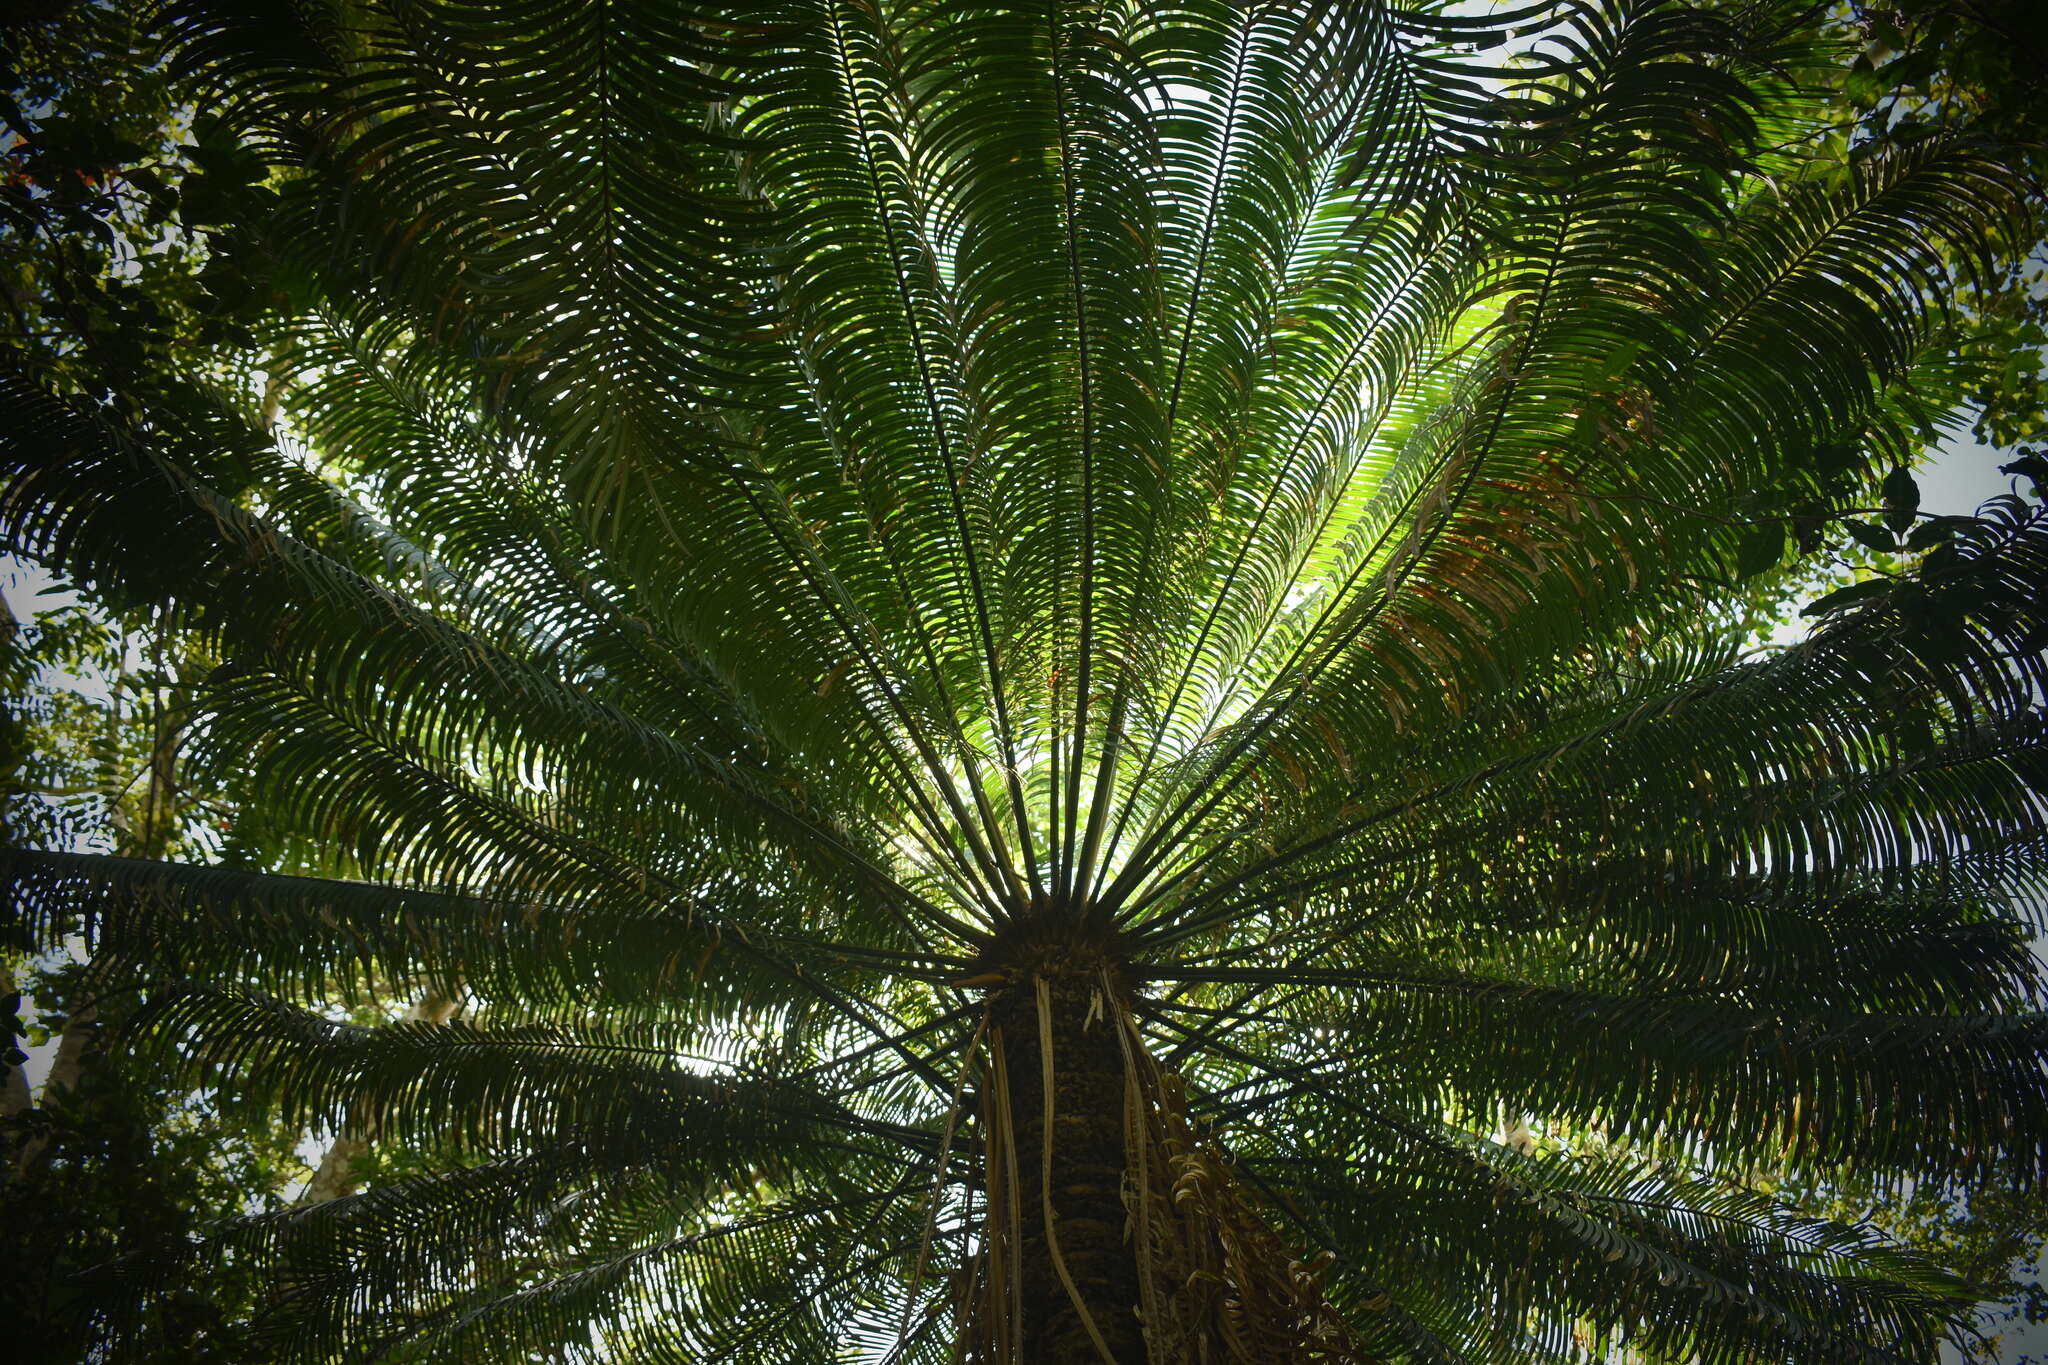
<box><xmin>3</xmin><ymin>0</ymin><xmax>2046</xmax><ymax>1361</ymax></box>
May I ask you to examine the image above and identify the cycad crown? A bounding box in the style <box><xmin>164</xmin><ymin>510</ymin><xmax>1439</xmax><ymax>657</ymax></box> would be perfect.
<box><xmin>4</xmin><ymin>0</ymin><xmax>2046</xmax><ymax>1361</ymax></box>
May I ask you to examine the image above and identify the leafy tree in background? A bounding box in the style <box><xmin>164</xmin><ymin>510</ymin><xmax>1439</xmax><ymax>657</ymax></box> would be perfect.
<box><xmin>1827</xmin><ymin>0</ymin><xmax>2048</xmax><ymax>452</ymax></box>
<box><xmin>0</xmin><ymin>578</ymin><xmax>310</xmax><ymax>1363</ymax></box>
<box><xmin>1</xmin><ymin>15</ymin><xmax>346</xmax><ymax>1356</ymax></box>
<box><xmin>4</xmin><ymin>0</ymin><xmax>2048</xmax><ymax>1361</ymax></box>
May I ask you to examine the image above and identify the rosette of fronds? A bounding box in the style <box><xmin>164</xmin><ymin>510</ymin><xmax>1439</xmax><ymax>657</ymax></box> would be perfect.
<box><xmin>4</xmin><ymin>0</ymin><xmax>2045</xmax><ymax>1360</ymax></box>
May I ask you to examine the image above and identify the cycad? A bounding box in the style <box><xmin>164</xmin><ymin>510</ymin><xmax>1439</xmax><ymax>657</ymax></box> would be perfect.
<box><xmin>5</xmin><ymin>0</ymin><xmax>2046</xmax><ymax>1360</ymax></box>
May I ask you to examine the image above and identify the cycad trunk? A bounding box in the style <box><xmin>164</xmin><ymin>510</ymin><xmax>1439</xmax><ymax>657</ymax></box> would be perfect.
<box><xmin>991</xmin><ymin>970</ymin><xmax>1147</xmax><ymax>1363</ymax></box>
<box><xmin>971</xmin><ymin>955</ymin><xmax>1361</xmax><ymax>1365</ymax></box>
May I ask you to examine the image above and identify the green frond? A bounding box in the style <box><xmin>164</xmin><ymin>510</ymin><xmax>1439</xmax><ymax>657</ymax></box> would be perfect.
<box><xmin>0</xmin><ymin>849</ymin><xmax>969</xmax><ymax>1024</ymax></box>
<box><xmin>1151</xmin><ymin>965</ymin><xmax>2048</xmax><ymax>1186</ymax></box>
<box><xmin>1136</xmin><ymin>493</ymin><xmax>2048</xmax><ymax>947</ymax></box>
<box><xmin>1239</xmin><ymin>1116</ymin><xmax>1970</xmax><ymax>1365</ymax></box>
<box><xmin>134</xmin><ymin>983</ymin><xmax>892</xmax><ymax>1156</ymax></box>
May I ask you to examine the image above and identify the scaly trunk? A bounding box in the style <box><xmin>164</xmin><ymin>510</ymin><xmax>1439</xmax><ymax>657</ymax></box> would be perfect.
<box><xmin>965</xmin><ymin>951</ymin><xmax>1363</xmax><ymax>1365</ymax></box>
<box><xmin>990</xmin><ymin>969</ymin><xmax>1146</xmax><ymax>1363</ymax></box>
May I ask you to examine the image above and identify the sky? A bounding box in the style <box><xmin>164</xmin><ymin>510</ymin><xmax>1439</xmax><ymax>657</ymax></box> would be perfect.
<box><xmin>1922</xmin><ymin>427</ymin><xmax>2033</xmax><ymax>518</ymax></box>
